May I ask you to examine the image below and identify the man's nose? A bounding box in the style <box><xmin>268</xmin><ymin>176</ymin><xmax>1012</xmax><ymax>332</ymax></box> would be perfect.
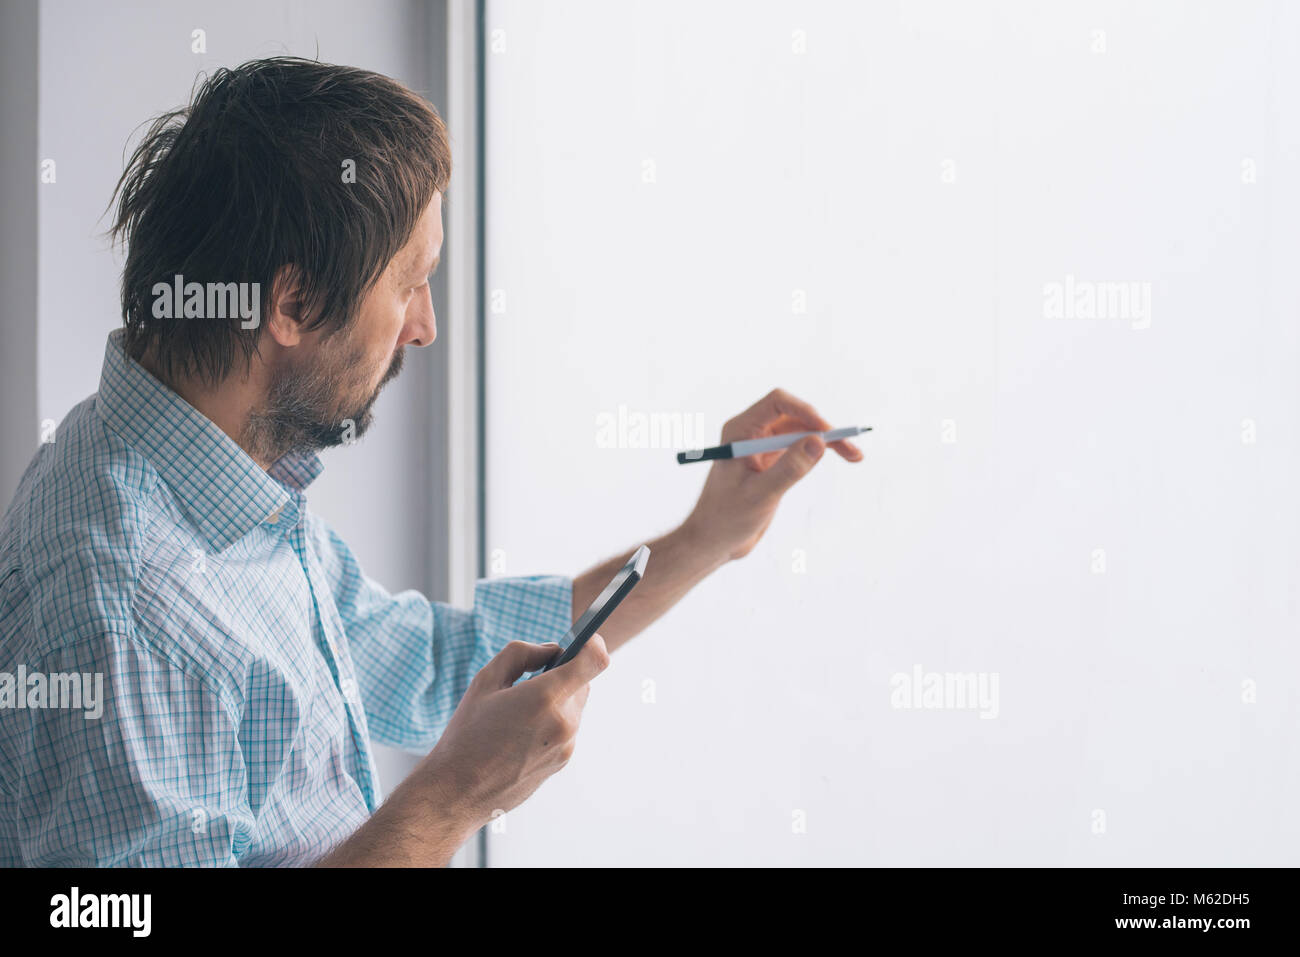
<box><xmin>405</xmin><ymin>304</ymin><xmax>437</xmax><ymax>348</ymax></box>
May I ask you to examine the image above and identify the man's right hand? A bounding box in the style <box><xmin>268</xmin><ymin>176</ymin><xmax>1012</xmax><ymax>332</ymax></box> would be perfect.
<box><xmin>419</xmin><ymin>634</ymin><xmax>610</xmax><ymax>830</ymax></box>
<box><xmin>318</xmin><ymin>634</ymin><xmax>609</xmax><ymax>867</ymax></box>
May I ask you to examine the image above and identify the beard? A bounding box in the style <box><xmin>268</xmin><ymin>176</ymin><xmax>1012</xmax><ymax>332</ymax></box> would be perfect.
<box><xmin>244</xmin><ymin>335</ymin><xmax>405</xmax><ymax>465</ymax></box>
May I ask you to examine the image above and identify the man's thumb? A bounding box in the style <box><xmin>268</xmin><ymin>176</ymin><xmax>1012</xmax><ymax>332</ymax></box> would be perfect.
<box><xmin>762</xmin><ymin>435</ymin><xmax>825</xmax><ymax>495</ymax></box>
<box><xmin>478</xmin><ymin>640</ymin><xmax>561</xmax><ymax>689</ymax></box>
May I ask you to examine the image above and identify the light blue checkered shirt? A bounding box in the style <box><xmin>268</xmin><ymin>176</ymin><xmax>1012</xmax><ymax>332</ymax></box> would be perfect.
<box><xmin>0</xmin><ymin>330</ymin><xmax>573</xmax><ymax>866</ymax></box>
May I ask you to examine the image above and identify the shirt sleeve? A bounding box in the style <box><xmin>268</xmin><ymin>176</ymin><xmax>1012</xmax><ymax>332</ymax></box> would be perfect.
<box><xmin>10</xmin><ymin>628</ymin><xmax>256</xmax><ymax>866</ymax></box>
<box><xmin>308</xmin><ymin>515</ymin><xmax>574</xmax><ymax>752</ymax></box>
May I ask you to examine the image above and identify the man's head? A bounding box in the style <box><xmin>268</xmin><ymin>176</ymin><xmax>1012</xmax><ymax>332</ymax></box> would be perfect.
<box><xmin>109</xmin><ymin>56</ymin><xmax>449</xmax><ymax>463</ymax></box>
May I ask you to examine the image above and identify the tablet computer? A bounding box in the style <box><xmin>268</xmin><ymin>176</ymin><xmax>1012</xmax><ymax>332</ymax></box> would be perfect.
<box><xmin>533</xmin><ymin>544</ymin><xmax>650</xmax><ymax>676</ymax></box>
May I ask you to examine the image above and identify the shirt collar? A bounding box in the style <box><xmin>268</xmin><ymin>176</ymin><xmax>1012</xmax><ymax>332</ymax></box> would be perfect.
<box><xmin>95</xmin><ymin>329</ymin><xmax>323</xmax><ymax>551</ymax></box>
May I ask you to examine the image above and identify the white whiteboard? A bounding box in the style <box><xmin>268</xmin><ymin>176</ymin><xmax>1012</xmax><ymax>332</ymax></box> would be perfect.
<box><xmin>484</xmin><ymin>0</ymin><xmax>1300</xmax><ymax>865</ymax></box>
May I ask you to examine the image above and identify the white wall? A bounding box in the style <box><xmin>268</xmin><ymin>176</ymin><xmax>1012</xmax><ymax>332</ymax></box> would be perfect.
<box><xmin>485</xmin><ymin>0</ymin><xmax>1300</xmax><ymax>865</ymax></box>
<box><xmin>35</xmin><ymin>0</ymin><xmax>443</xmax><ymax>800</ymax></box>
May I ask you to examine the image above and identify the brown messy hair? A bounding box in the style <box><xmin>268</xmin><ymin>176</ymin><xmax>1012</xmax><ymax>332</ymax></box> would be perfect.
<box><xmin>109</xmin><ymin>56</ymin><xmax>451</xmax><ymax>387</ymax></box>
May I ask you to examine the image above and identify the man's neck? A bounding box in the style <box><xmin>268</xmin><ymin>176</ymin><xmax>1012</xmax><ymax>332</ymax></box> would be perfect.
<box><xmin>136</xmin><ymin>350</ymin><xmax>277</xmax><ymax>471</ymax></box>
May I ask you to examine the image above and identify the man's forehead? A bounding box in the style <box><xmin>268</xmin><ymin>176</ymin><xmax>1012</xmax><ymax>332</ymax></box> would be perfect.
<box><xmin>416</xmin><ymin>196</ymin><xmax>444</xmax><ymax>255</ymax></box>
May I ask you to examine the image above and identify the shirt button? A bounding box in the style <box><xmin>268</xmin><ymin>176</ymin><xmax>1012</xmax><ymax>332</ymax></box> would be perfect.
<box><xmin>340</xmin><ymin>677</ymin><xmax>358</xmax><ymax>701</ymax></box>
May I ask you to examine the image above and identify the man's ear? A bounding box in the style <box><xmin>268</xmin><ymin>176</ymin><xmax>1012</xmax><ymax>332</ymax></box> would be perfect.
<box><xmin>265</xmin><ymin>264</ymin><xmax>309</xmax><ymax>347</ymax></box>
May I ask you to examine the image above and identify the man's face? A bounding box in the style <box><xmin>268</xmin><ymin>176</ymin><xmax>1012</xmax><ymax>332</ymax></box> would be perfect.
<box><xmin>251</xmin><ymin>193</ymin><xmax>443</xmax><ymax>459</ymax></box>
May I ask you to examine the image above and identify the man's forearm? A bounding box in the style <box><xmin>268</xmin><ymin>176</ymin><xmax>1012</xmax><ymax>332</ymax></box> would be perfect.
<box><xmin>316</xmin><ymin>758</ymin><xmax>479</xmax><ymax>867</ymax></box>
<box><xmin>571</xmin><ymin>520</ymin><xmax>730</xmax><ymax>653</ymax></box>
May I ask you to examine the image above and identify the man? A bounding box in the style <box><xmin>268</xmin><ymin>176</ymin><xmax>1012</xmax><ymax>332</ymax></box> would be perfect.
<box><xmin>0</xmin><ymin>57</ymin><xmax>862</xmax><ymax>866</ymax></box>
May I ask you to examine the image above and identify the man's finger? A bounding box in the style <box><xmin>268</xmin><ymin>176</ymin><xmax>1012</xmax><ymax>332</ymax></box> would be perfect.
<box><xmin>532</xmin><ymin>632</ymin><xmax>610</xmax><ymax>697</ymax></box>
<box><xmin>740</xmin><ymin>414</ymin><xmax>836</xmax><ymax>472</ymax></box>
<box><xmin>722</xmin><ymin>388</ymin><xmax>832</xmax><ymax>442</ymax></box>
<box><xmin>827</xmin><ymin>438</ymin><xmax>863</xmax><ymax>461</ymax></box>
<box><xmin>756</xmin><ymin>434</ymin><xmax>826</xmax><ymax>496</ymax></box>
